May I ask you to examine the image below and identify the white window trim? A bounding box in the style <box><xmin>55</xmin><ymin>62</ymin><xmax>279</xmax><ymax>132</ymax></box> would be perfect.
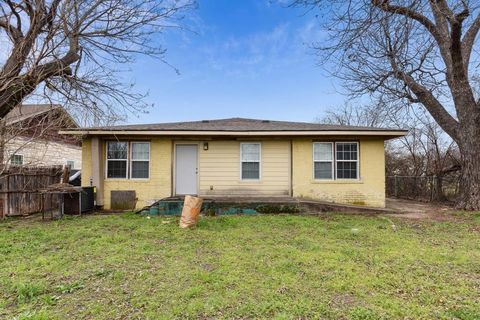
<box><xmin>313</xmin><ymin>142</ymin><xmax>334</xmax><ymax>180</ymax></box>
<box><xmin>335</xmin><ymin>141</ymin><xmax>360</xmax><ymax>180</ymax></box>
<box><xmin>11</xmin><ymin>154</ymin><xmax>24</xmax><ymax>166</ymax></box>
<box><xmin>130</xmin><ymin>141</ymin><xmax>150</xmax><ymax>180</ymax></box>
<box><xmin>240</xmin><ymin>142</ymin><xmax>261</xmax><ymax>181</ymax></box>
<box><xmin>106</xmin><ymin>141</ymin><xmax>129</xmax><ymax>179</ymax></box>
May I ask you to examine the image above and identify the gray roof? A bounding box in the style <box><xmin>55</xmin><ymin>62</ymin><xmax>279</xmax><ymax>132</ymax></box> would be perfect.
<box><xmin>5</xmin><ymin>104</ymin><xmax>60</xmax><ymax>125</ymax></box>
<box><xmin>5</xmin><ymin>104</ymin><xmax>78</xmax><ymax>127</ymax></box>
<box><xmin>71</xmin><ymin>117</ymin><xmax>405</xmax><ymax>132</ymax></box>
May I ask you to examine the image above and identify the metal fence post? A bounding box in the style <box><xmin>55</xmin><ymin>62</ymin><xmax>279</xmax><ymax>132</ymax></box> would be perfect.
<box><xmin>430</xmin><ymin>176</ymin><xmax>435</xmax><ymax>201</ymax></box>
<box><xmin>394</xmin><ymin>175</ymin><xmax>398</xmax><ymax>198</ymax></box>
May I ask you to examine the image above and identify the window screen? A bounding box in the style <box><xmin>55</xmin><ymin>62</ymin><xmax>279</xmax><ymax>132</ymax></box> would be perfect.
<box><xmin>107</xmin><ymin>141</ymin><xmax>128</xmax><ymax>178</ymax></box>
<box><xmin>313</xmin><ymin>143</ymin><xmax>333</xmax><ymax>179</ymax></box>
<box><xmin>131</xmin><ymin>142</ymin><xmax>150</xmax><ymax>178</ymax></box>
<box><xmin>241</xmin><ymin>143</ymin><xmax>260</xmax><ymax>179</ymax></box>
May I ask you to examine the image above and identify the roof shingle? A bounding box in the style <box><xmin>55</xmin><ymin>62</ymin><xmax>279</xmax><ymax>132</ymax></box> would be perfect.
<box><xmin>72</xmin><ymin>117</ymin><xmax>405</xmax><ymax>132</ymax></box>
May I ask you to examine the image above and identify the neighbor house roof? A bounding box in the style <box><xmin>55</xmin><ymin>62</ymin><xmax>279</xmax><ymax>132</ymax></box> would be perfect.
<box><xmin>60</xmin><ymin>117</ymin><xmax>407</xmax><ymax>137</ymax></box>
<box><xmin>6</xmin><ymin>104</ymin><xmax>78</xmax><ymax>127</ymax></box>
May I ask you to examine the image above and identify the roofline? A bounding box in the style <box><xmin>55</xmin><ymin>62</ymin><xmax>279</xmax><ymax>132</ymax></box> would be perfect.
<box><xmin>59</xmin><ymin>129</ymin><xmax>408</xmax><ymax>137</ymax></box>
<box><xmin>7</xmin><ymin>104</ymin><xmax>79</xmax><ymax>128</ymax></box>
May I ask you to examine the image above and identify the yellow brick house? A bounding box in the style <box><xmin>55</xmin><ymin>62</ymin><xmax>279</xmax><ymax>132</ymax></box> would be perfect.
<box><xmin>61</xmin><ymin>118</ymin><xmax>406</xmax><ymax>209</ymax></box>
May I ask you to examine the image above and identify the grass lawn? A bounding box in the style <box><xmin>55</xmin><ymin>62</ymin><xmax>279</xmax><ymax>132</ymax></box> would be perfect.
<box><xmin>1</xmin><ymin>212</ymin><xmax>479</xmax><ymax>319</ymax></box>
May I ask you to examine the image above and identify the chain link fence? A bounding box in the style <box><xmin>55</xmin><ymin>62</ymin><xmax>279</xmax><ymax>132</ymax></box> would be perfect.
<box><xmin>386</xmin><ymin>175</ymin><xmax>459</xmax><ymax>202</ymax></box>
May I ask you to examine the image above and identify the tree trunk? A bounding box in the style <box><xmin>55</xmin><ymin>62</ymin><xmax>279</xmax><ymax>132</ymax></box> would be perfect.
<box><xmin>0</xmin><ymin>119</ymin><xmax>5</xmax><ymax>172</ymax></box>
<box><xmin>456</xmin><ymin>123</ymin><xmax>480</xmax><ymax>210</ymax></box>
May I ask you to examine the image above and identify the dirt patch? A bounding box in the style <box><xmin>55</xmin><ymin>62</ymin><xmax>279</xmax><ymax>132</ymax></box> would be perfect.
<box><xmin>329</xmin><ymin>293</ymin><xmax>359</xmax><ymax>309</ymax></box>
<box><xmin>385</xmin><ymin>198</ymin><xmax>457</xmax><ymax>221</ymax></box>
<box><xmin>468</xmin><ymin>226</ymin><xmax>480</xmax><ymax>233</ymax></box>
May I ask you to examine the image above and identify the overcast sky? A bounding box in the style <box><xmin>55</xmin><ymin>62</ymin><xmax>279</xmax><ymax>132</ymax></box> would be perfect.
<box><xmin>126</xmin><ymin>0</ymin><xmax>345</xmax><ymax>124</ymax></box>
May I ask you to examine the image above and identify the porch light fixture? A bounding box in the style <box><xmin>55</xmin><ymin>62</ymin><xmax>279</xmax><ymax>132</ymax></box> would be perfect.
<box><xmin>203</xmin><ymin>142</ymin><xmax>209</xmax><ymax>150</ymax></box>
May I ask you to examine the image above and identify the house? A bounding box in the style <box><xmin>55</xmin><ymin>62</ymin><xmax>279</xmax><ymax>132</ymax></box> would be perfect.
<box><xmin>3</xmin><ymin>104</ymin><xmax>82</xmax><ymax>170</ymax></box>
<box><xmin>61</xmin><ymin>118</ymin><xmax>407</xmax><ymax>209</ymax></box>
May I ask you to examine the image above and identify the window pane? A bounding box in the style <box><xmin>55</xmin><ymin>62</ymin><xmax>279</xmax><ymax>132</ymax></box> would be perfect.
<box><xmin>337</xmin><ymin>161</ymin><xmax>357</xmax><ymax>179</ymax></box>
<box><xmin>12</xmin><ymin>154</ymin><xmax>23</xmax><ymax>165</ymax></box>
<box><xmin>242</xmin><ymin>162</ymin><xmax>259</xmax><ymax>179</ymax></box>
<box><xmin>241</xmin><ymin>144</ymin><xmax>260</xmax><ymax>161</ymax></box>
<box><xmin>336</xmin><ymin>143</ymin><xmax>358</xmax><ymax>161</ymax></box>
<box><xmin>107</xmin><ymin>142</ymin><xmax>128</xmax><ymax>159</ymax></box>
<box><xmin>107</xmin><ymin>160</ymin><xmax>127</xmax><ymax>178</ymax></box>
<box><xmin>132</xmin><ymin>161</ymin><xmax>149</xmax><ymax>178</ymax></box>
<box><xmin>132</xmin><ymin>142</ymin><xmax>149</xmax><ymax>160</ymax></box>
<box><xmin>314</xmin><ymin>162</ymin><xmax>332</xmax><ymax>179</ymax></box>
<box><xmin>313</xmin><ymin>143</ymin><xmax>332</xmax><ymax>161</ymax></box>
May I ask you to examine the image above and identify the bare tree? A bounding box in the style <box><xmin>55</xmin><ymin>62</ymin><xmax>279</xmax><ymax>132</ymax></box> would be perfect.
<box><xmin>294</xmin><ymin>1</ymin><xmax>480</xmax><ymax>210</ymax></box>
<box><xmin>318</xmin><ymin>102</ymin><xmax>390</xmax><ymax>127</ymax></box>
<box><xmin>319</xmin><ymin>103</ymin><xmax>460</xmax><ymax>201</ymax></box>
<box><xmin>0</xmin><ymin>0</ymin><xmax>195</xmax><ymax>125</ymax></box>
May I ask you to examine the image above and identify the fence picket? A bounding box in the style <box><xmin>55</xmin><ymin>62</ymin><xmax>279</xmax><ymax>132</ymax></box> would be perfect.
<box><xmin>0</xmin><ymin>166</ymin><xmax>63</xmax><ymax>217</ymax></box>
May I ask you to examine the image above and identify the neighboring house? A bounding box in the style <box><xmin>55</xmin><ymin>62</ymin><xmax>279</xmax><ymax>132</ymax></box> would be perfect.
<box><xmin>61</xmin><ymin>118</ymin><xmax>407</xmax><ymax>209</ymax></box>
<box><xmin>3</xmin><ymin>104</ymin><xmax>82</xmax><ymax>170</ymax></box>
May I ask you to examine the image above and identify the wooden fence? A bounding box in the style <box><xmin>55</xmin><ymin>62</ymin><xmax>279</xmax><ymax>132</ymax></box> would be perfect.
<box><xmin>0</xmin><ymin>166</ymin><xmax>64</xmax><ymax>217</ymax></box>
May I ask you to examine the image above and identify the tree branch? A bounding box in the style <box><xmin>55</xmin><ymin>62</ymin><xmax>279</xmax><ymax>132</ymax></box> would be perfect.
<box><xmin>462</xmin><ymin>14</ymin><xmax>480</xmax><ymax>70</ymax></box>
<box><xmin>0</xmin><ymin>18</ymin><xmax>23</xmax><ymax>42</ymax></box>
<box><xmin>372</xmin><ymin>0</ymin><xmax>442</xmax><ymax>43</ymax></box>
<box><xmin>396</xmin><ymin>70</ymin><xmax>460</xmax><ymax>141</ymax></box>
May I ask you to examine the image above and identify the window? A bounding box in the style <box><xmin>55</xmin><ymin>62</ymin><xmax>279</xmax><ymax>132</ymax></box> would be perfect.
<box><xmin>66</xmin><ymin>160</ymin><xmax>75</xmax><ymax>169</ymax></box>
<box><xmin>313</xmin><ymin>143</ymin><xmax>333</xmax><ymax>179</ymax></box>
<box><xmin>312</xmin><ymin>142</ymin><xmax>359</xmax><ymax>180</ymax></box>
<box><xmin>336</xmin><ymin>142</ymin><xmax>358</xmax><ymax>179</ymax></box>
<box><xmin>107</xmin><ymin>141</ymin><xmax>128</xmax><ymax>178</ymax></box>
<box><xmin>106</xmin><ymin>141</ymin><xmax>150</xmax><ymax>179</ymax></box>
<box><xmin>241</xmin><ymin>143</ymin><xmax>260</xmax><ymax>180</ymax></box>
<box><xmin>11</xmin><ymin>154</ymin><xmax>23</xmax><ymax>165</ymax></box>
<box><xmin>131</xmin><ymin>142</ymin><xmax>150</xmax><ymax>179</ymax></box>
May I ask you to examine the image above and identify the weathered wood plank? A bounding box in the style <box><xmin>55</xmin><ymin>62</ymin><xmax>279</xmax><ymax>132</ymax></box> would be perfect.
<box><xmin>1</xmin><ymin>166</ymin><xmax>63</xmax><ymax>216</ymax></box>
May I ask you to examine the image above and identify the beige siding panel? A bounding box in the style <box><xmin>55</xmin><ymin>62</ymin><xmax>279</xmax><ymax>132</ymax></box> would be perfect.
<box><xmin>198</xmin><ymin>140</ymin><xmax>290</xmax><ymax>196</ymax></box>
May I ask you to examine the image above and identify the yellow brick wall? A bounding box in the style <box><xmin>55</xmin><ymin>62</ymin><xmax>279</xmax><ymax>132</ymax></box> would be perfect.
<box><xmin>81</xmin><ymin>136</ymin><xmax>386</xmax><ymax>209</ymax></box>
<box><xmin>292</xmin><ymin>137</ymin><xmax>386</xmax><ymax>207</ymax></box>
<box><xmin>82</xmin><ymin>137</ymin><xmax>172</xmax><ymax>209</ymax></box>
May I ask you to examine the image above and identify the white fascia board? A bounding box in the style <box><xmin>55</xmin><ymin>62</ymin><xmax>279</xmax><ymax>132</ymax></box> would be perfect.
<box><xmin>59</xmin><ymin>130</ymin><xmax>408</xmax><ymax>137</ymax></box>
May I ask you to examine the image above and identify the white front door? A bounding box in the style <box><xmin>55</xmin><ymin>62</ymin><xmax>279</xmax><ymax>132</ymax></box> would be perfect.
<box><xmin>175</xmin><ymin>144</ymin><xmax>198</xmax><ymax>195</ymax></box>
